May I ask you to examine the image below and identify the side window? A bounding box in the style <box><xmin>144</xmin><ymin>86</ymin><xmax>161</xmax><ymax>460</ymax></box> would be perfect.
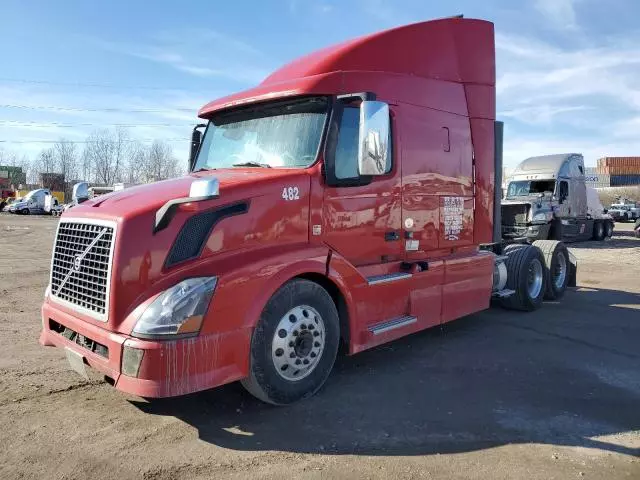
<box><xmin>558</xmin><ymin>181</ymin><xmax>569</xmax><ymax>202</ymax></box>
<box><xmin>334</xmin><ymin>107</ymin><xmax>360</xmax><ymax>179</ymax></box>
<box><xmin>334</xmin><ymin>106</ymin><xmax>392</xmax><ymax>179</ymax></box>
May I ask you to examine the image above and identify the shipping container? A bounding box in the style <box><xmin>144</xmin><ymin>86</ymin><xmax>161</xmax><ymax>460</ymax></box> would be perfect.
<box><xmin>609</xmin><ymin>174</ymin><xmax>640</xmax><ymax>186</ymax></box>
<box><xmin>597</xmin><ymin>166</ymin><xmax>640</xmax><ymax>175</ymax></box>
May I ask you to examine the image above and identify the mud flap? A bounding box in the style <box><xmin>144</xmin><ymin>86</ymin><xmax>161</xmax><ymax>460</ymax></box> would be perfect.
<box><xmin>567</xmin><ymin>251</ymin><xmax>577</xmax><ymax>287</ymax></box>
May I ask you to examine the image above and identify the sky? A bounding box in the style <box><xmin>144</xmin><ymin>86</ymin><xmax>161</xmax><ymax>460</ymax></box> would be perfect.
<box><xmin>1</xmin><ymin>0</ymin><xmax>639</xmax><ymax>168</ymax></box>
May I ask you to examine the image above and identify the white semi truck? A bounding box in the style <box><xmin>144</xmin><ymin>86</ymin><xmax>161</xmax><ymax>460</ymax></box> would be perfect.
<box><xmin>501</xmin><ymin>153</ymin><xmax>614</xmax><ymax>242</ymax></box>
<box><xmin>7</xmin><ymin>188</ymin><xmax>58</xmax><ymax>215</ymax></box>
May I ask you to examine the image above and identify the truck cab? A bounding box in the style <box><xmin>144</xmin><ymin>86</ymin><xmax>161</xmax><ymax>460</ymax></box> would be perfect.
<box><xmin>39</xmin><ymin>17</ymin><xmax>575</xmax><ymax>404</ymax></box>
<box><xmin>501</xmin><ymin>154</ymin><xmax>612</xmax><ymax>242</ymax></box>
<box><xmin>8</xmin><ymin>188</ymin><xmax>52</xmax><ymax>215</ymax></box>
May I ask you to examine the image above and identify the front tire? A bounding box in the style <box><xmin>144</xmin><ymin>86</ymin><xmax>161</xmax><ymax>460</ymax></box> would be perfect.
<box><xmin>241</xmin><ymin>279</ymin><xmax>340</xmax><ymax>405</ymax></box>
<box><xmin>21</xmin><ymin>208</ymin><xmax>29</xmax><ymax>215</ymax></box>
<box><xmin>499</xmin><ymin>244</ymin><xmax>547</xmax><ymax>311</ymax></box>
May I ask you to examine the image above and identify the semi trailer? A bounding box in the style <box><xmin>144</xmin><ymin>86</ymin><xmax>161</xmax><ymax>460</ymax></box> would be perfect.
<box><xmin>501</xmin><ymin>154</ymin><xmax>615</xmax><ymax>242</ymax></box>
<box><xmin>40</xmin><ymin>17</ymin><xmax>576</xmax><ymax>404</ymax></box>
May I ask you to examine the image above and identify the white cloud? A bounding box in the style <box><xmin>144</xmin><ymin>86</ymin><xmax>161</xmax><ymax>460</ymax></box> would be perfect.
<box><xmin>496</xmin><ymin>26</ymin><xmax>640</xmax><ymax>165</ymax></box>
<box><xmin>534</xmin><ymin>0</ymin><xmax>579</xmax><ymax>30</ymax></box>
<box><xmin>91</xmin><ymin>25</ymin><xmax>275</xmax><ymax>86</ymax></box>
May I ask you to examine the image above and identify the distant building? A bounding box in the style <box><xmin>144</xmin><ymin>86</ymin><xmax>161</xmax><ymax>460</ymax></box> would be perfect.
<box><xmin>0</xmin><ymin>165</ymin><xmax>27</xmax><ymax>187</ymax></box>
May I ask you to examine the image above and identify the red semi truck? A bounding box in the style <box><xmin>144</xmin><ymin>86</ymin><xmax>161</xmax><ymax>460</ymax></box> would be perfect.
<box><xmin>40</xmin><ymin>17</ymin><xmax>575</xmax><ymax>404</ymax></box>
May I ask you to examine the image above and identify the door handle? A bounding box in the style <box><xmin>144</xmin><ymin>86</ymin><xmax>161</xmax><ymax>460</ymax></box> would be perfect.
<box><xmin>385</xmin><ymin>231</ymin><xmax>400</xmax><ymax>241</ymax></box>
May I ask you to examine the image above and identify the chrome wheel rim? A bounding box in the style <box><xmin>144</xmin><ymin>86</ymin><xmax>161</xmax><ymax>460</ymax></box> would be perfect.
<box><xmin>272</xmin><ymin>305</ymin><xmax>325</xmax><ymax>381</ymax></box>
<box><xmin>527</xmin><ymin>258</ymin><xmax>544</xmax><ymax>299</ymax></box>
<box><xmin>553</xmin><ymin>252</ymin><xmax>567</xmax><ymax>290</ymax></box>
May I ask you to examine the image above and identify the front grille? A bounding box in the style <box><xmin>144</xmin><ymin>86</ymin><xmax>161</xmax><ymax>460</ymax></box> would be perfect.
<box><xmin>50</xmin><ymin>220</ymin><xmax>115</xmax><ymax>319</ymax></box>
<box><xmin>501</xmin><ymin>204</ymin><xmax>530</xmax><ymax>226</ymax></box>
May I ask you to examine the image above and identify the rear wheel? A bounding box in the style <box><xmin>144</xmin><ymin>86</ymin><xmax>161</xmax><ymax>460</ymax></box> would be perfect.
<box><xmin>499</xmin><ymin>244</ymin><xmax>546</xmax><ymax>311</ymax></box>
<box><xmin>592</xmin><ymin>221</ymin><xmax>605</xmax><ymax>241</ymax></box>
<box><xmin>241</xmin><ymin>279</ymin><xmax>340</xmax><ymax>405</ymax></box>
<box><xmin>634</xmin><ymin>219</ymin><xmax>640</xmax><ymax>238</ymax></box>
<box><xmin>532</xmin><ymin>240</ymin><xmax>569</xmax><ymax>300</ymax></box>
<box><xmin>605</xmin><ymin>221</ymin><xmax>614</xmax><ymax>238</ymax></box>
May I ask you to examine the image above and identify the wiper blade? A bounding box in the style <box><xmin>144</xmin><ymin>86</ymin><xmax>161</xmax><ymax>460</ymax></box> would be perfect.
<box><xmin>232</xmin><ymin>161</ymin><xmax>271</xmax><ymax>168</ymax></box>
<box><xmin>193</xmin><ymin>167</ymin><xmax>215</xmax><ymax>172</ymax></box>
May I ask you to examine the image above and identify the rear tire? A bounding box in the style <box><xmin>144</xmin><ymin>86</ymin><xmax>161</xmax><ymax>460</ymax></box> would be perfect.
<box><xmin>634</xmin><ymin>219</ymin><xmax>640</xmax><ymax>238</ymax></box>
<box><xmin>499</xmin><ymin>244</ymin><xmax>547</xmax><ymax>311</ymax></box>
<box><xmin>605</xmin><ymin>221</ymin><xmax>614</xmax><ymax>238</ymax></box>
<box><xmin>592</xmin><ymin>221</ymin><xmax>605</xmax><ymax>241</ymax></box>
<box><xmin>241</xmin><ymin>279</ymin><xmax>340</xmax><ymax>405</ymax></box>
<box><xmin>532</xmin><ymin>240</ymin><xmax>569</xmax><ymax>300</ymax></box>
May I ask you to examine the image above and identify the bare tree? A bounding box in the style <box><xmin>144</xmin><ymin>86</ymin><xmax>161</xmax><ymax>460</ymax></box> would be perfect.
<box><xmin>53</xmin><ymin>139</ymin><xmax>78</xmax><ymax>182</ymax></box>
<box><xmin>29</xmin><ymin>148</ymin><xmax>57</xmax><ymax>184</ymax></box>
<box><xmin>85</xmin><ymin>128</ymin><xmax>129</xmax><ymax>185</ymax></box>
<box><xmin>124</xmin><ymin>141</ymin><xmax>147</xmax><ymax>184</ymax></box>
<box><xmin>144</xmin><ymin>141</ymin><xmax>179</xmax><ymax>182</ymax></box>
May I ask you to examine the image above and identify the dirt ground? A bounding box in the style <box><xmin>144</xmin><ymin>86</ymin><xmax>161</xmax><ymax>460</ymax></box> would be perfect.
<box><xmin>0</xmin><ymin>213</ymin><xmax>638</xmax><ymax>480</ymax></box>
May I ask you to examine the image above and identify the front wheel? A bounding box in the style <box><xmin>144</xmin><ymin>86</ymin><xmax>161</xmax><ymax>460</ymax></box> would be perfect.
<box><xmin>21</xmin><ymin>208</ymin><xmax>29</xmax><ymax>215</ymax></box>
<box><xmin>241</xmin><ymin>279</ymin><xmax>340</xmax><ymax>405</ymax></box>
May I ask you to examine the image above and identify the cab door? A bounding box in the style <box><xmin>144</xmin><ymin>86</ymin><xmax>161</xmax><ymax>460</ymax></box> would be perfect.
<box><xmin>322</xmin><ymin>104</ymin><xmax>402</xmax><ymax>267</ymax></box>
<box><xmin>322</xmin><ymin>102</ymin><xmax>407</xmax><ymax>331</ymax></box>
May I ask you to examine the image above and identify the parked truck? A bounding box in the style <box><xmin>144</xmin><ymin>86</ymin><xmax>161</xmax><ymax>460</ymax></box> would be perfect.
<box><xmin>501</xmin><ymin>154</ymin><xmax>615</xmax><ymax>242</ymax></box>
<box><xmin>7</xmin><ymin>188</ymin><xmax>59</xmax><ymax>215</ymax></box>
<box><xmin>607</xmin><ymin>201</ymin><xmax>639</xmax><ymax>222</ymax></box>
<box><xmin>40</xmin><ymin>17</ymin><xmax>577</xmax><ymax>404</ymax></box>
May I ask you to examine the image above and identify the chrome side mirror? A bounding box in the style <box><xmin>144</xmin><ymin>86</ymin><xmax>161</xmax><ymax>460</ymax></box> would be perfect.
<box><xmin>72</xmin><ymin>182</ymin><xmax>89</xmax><ymax>203</ymax></box>
<box><xmin>358</xmin><ymin>101</ymin><xmax>390</xmax><ymax>176</ymax></box>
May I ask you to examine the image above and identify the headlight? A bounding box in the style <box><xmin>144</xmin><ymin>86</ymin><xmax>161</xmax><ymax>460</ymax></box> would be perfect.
<box><xmin>132</xmin><ymin>277</ymin><xmax>217</xmax><ymax>339</ymax></box>
<box><xmin>531</xmin><ymin>212</ymin><xmax>551</xmax><ymax>223</ymax></box>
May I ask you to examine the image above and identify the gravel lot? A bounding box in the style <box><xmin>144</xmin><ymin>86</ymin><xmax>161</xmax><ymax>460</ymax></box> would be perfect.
<box><xmin>0</xmin><ymin>213</ymin><xmax>638</xmax><ymax>480</ymax></box>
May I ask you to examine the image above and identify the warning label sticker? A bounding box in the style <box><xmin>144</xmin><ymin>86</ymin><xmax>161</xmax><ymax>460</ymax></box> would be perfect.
<box><xmin>443</xmin><ymin>197</ymin><xmax>464</xmax><ymax>241</ymax></box>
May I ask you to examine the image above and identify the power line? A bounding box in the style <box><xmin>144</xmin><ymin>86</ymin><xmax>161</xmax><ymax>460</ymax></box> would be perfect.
<box><xmin>0</xmin><ymin>121</ymin><xmax>196</xmax><ymax>128</ymax></box>
<box><xmin>0</xmin><ymin>138</ymin><xmax>189</xmax><ymax>144</ymax></box>
<box><xmin>0</xmin><ymin>77</ymin><xmax>186</xmax><ymax>91</ymax></box>
<box><xmin>0</xmin><ymin>103</ymin><xmax>196</xmax><ymax>113</ymax></box>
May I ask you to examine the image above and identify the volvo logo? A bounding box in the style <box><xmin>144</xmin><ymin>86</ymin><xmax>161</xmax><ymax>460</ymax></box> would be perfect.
<box><xmin>73</xmin><ymin>254</ymin><xmax>83</xmax><ymax>271</ymax></box>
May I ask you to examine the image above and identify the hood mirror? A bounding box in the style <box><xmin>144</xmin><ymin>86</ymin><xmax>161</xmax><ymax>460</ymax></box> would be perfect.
<box><xmin>358</xmin><ymin>101</ymin><xmax>390</xmax><ymax>176</ymax></box>
<box><xmin>72</xmin><ymin>182</ymin><xmax>89</xmax><ymax>204</ymax></box>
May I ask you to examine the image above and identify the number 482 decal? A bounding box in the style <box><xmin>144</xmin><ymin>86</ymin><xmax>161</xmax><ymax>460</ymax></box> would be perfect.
<box><xmin>282</xmin><ymin>186</ymin><xmax>300</xmax><ymax>201</ymax></box>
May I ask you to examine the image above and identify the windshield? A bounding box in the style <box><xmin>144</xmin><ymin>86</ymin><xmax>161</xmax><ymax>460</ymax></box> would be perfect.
<box><xmin>23</xmin><ymin>191</ymin><xmax>36</xmax><ymax>201</ymax></box>
<box><xmin>194</xmin><ymin>97</ymin><xmax>329</xmax><ymax>170</ymax></box>
<box><xmin>506</xmin><ymin>180</ymin><xmax>556</xmax><ymax>198</ymax></box>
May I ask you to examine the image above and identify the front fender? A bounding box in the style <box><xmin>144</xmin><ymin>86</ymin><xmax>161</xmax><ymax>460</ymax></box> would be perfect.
<box><xmin>204</xmin><ymin>244</ymin><xmax>331</xmax><ymax>335</ymax></box>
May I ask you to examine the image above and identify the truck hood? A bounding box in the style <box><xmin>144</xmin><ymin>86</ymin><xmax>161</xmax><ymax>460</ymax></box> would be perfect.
<box><xmin>66</xmin><ymin>168</ymin><xmax>305</xmax><ymax>220</ymax></box>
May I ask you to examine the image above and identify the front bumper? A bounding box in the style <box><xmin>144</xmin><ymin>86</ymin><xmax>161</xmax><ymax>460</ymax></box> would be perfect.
<box><xmin>501</xmin><ymin>223</ymin><xmax>550</xmax><ymax>241</ymax></box>
<box><xmin>40</xmin><ymin>301</ymin><xmax>251</xmax><ymax>397</ymax></box>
